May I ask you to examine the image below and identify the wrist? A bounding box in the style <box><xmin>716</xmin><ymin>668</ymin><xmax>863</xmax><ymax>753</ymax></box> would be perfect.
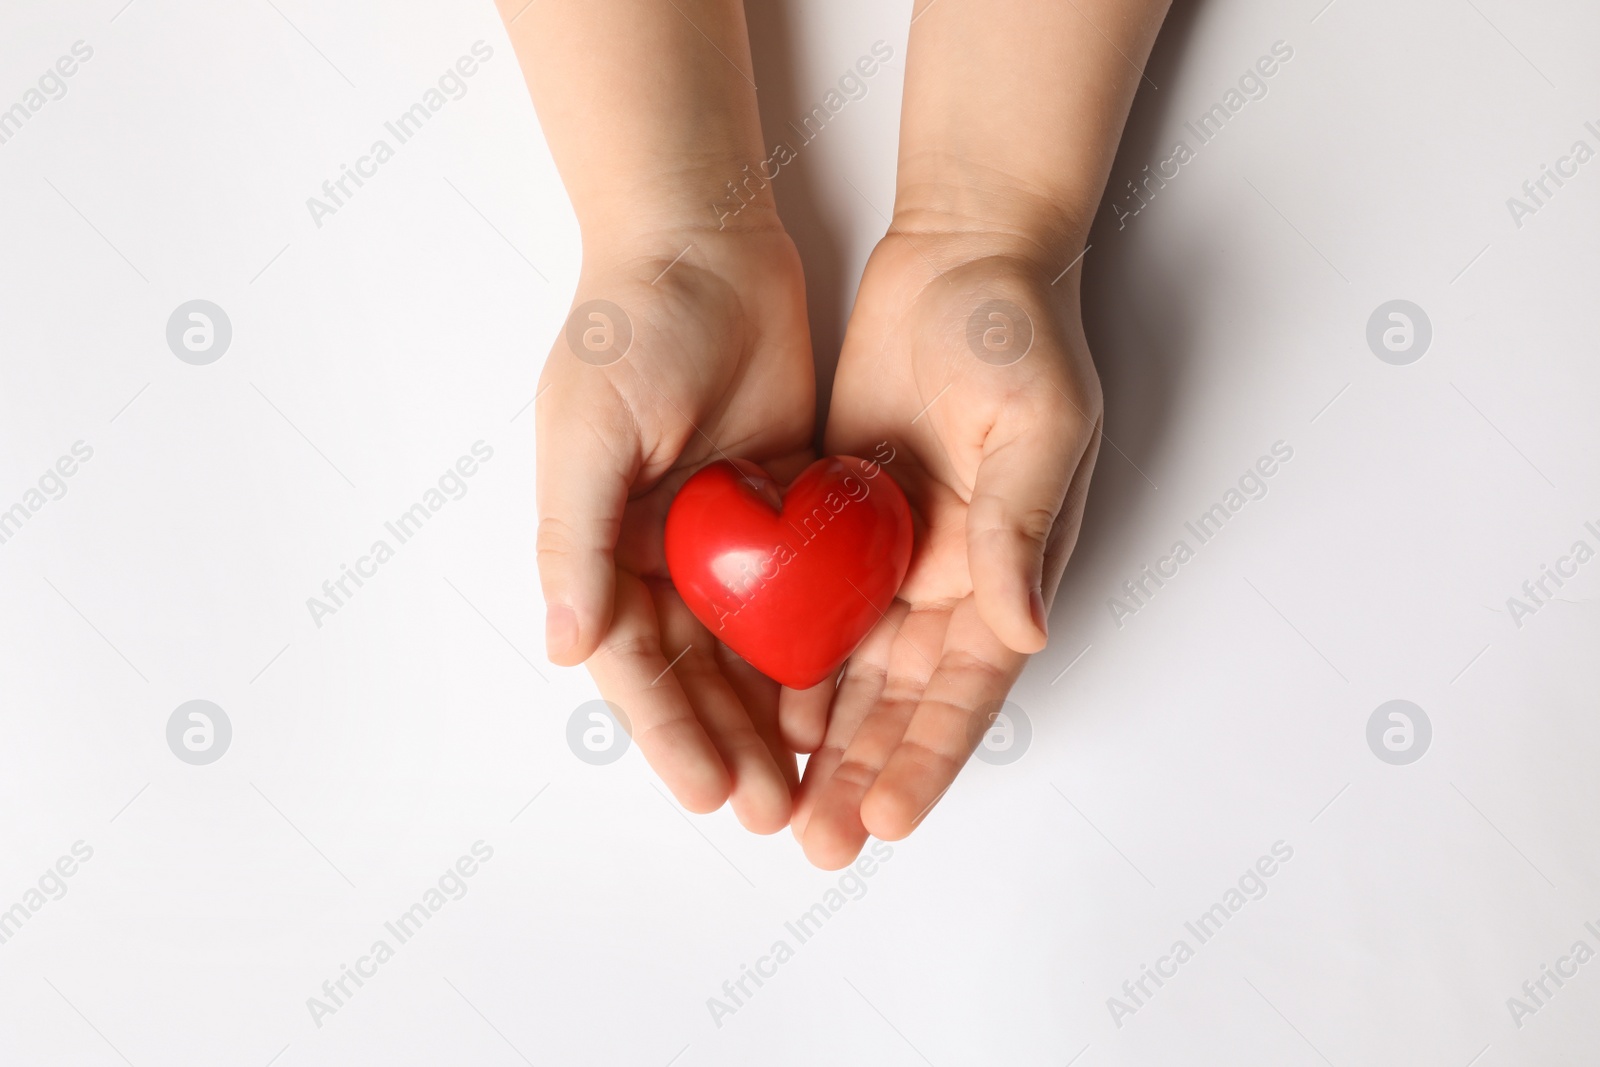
<box><xmin>573</xmin><ymin>155</ymin><xmax>787</xmax><ymax>252</ymax></box>
<box><xmin>577</xmin><ymin>217</ymin><xmax>800</xmax><ymax>292</ymax></box>
<box><xmin>890</xmin><ymin>158</ymin><xmax>1095</xmax><ymax>269</ymax></box>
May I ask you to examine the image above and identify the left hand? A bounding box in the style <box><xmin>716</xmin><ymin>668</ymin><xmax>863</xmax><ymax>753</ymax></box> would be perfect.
<box><xmin>788</xmin><ymin>227</ymin><xmax>1103</xmax><ymax>868</ymax></box>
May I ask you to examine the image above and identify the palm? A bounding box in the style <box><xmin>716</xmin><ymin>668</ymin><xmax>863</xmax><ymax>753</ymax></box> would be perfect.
<box><xmin>792</xmin><ymin>232</ymin><xmax>1102</xmax><ymax>868</ymax></box>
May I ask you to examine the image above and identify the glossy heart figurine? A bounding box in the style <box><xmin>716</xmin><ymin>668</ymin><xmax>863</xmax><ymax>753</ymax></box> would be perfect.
<box><xmin>665</xmin><ymin>456</ymin><xmax>914</xmax><ymax>689</ymax></box>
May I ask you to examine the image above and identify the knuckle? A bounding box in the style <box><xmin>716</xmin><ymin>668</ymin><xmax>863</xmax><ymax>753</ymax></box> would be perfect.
<box><xmin>632</xmin><ymin>716</ymin><xmax>691</xmax><ymax>753</ymax></box>
<box><xmin>535</xmin><ymin>515</ymin><xmax>584</xmax><ymax>560</ymax></box>
<box><xmin>970</xmin><ymin>498</ymin><xmax>1056</xmax><ymax>552</ymax></box>
<box><xmin>1011</xmin><ymin>505</ymin><xmax>1058</xmax><ymax>549</ymax></box>
<box><xmin>830</xmin><ymin>758</ymin><xmax>881</xmax><ymax>793</ymax></box>
<box><xmin>896</xmin><ymin>735</ymin><xmax>965</xmax><ymax>780</ymax></box>
<box><xmin>593</xmin><ymin>631</ymin><xmax>655</xmax><ymax>667</ymax></box>
<box><xmin>938</xmin><ymin>648</ymin><xmax>1012</xmax><ymax>689</ymax></box>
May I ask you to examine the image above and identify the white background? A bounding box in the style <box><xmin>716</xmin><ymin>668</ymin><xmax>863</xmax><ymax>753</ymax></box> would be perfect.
<box><xmin>2</xmin><ymin>0</ymin><xmax>1598</xmax><ymax>1064</ymax></box>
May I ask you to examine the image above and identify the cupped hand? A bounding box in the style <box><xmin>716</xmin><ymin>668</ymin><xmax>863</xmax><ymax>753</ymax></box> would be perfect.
<box><xmin>789</xmin><ymin>228</ymin><xmax>1104</xmax><ymax>868</ymax></box>
<box><xmin>537</xmin><ymin>225</ymin><xmax>815</xmax><ymax>833</ymax></box>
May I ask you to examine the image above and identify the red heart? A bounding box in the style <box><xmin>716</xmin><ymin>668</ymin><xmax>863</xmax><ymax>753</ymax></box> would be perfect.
<box><xmin>665</xmin><ymin>456</ymin><xmax>914</xmax><ymax>689</ymax></box>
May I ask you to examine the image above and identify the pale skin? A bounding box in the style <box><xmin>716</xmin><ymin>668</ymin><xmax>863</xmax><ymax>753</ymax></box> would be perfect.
<box><xmin>496</xmin><ymin>0</ymin><xmax>1172</xmax><ymax>866</ymax></box>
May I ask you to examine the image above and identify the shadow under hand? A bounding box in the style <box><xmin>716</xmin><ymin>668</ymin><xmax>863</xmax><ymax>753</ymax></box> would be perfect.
<box><xmin>1052</xmin><ymin>0</ymin><xmax>1216</xmax><ymax>645</ymax></box>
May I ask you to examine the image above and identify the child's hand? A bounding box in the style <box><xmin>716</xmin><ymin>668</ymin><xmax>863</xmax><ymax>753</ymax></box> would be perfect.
<box><xmin>790</xmin><ymin>227</ymin><xmax>1102</xmax><ymax>867</ymax></box>
<box><xmin>538</xmin><ymin>226</ymin><xmax>815</xmax><ymax>832</ymax></box>
<box><xmin>780</xmin><ymin>0</ymin><xmax>1168</xmax><ymax>869</ymax></box>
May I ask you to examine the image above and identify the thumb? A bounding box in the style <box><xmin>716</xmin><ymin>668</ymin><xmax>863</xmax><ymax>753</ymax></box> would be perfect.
<box><xmin>536</xmin><ymin>399</ymin><xmax>638</xmax><ymax>665</ymax></box>
<box><xmin>965</xmin><ymin>409</ymin><xmax>1090</xmax><ymax>654</ymax></box>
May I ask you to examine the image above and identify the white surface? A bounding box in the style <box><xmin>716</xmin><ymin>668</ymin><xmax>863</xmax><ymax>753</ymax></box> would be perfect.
<box><xmin>2</xmin><ymin>0</ymin><xmax>1598</xmax><ymax>1064</ymax></box>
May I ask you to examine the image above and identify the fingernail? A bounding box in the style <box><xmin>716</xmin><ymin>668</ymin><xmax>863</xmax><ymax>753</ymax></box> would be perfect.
<box><xmin>546</xmin><ymin>603</ymin><xmax>578</xmax><ymax>659</ymax></box>
<box><xmin>1029</xmin><ymin>588</ymin><xmax>1048</xmax><ymax>637</ymax></box>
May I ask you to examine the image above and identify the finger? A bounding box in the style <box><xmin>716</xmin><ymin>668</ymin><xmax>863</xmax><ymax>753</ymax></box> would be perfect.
<box><xmin>717</xmin><ymin>643</ymin><xmax>798</xmax><ymax>792</ymax></box>
<box><xmin>790</xmin><ymin>668</ymin><xmax>882</xmax><ymax>846</ymax></box>
<box><xmin>584</xmin><ymin>572</ymin><xmax>729</xmax><ymax>813</ymax></box>
<box><xmin>966</xmin><ymin>394</ymin><xmax>1092</xmax><ymax>655</ymax></box>
<box><xmin>790</xmin><ymin>601</ymin><xmax>908</xmax><ymax>842</ymax></box>
<box><xmin>861</xmin><ymin>597</ymin><xmax>1028</xmax><ymax>841</ymax></box>
<box><xmin>657</xmin><ymin>588</ymin><xmax>791</xmax><ymax>834</ymax></box>
<box><xmin>536</xmin><ymin>385</ymin><xmax>639</xmax><ymax>665</ymax></box>
<box><xmin>778</xmin><ymin>676</ymin><xmax>835</xmax><ymax>755</ymax></box>
<box><xmin>800</xmin><ymin>603</ymin><xmax>949</xmax><ymax>870</ymax></box>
